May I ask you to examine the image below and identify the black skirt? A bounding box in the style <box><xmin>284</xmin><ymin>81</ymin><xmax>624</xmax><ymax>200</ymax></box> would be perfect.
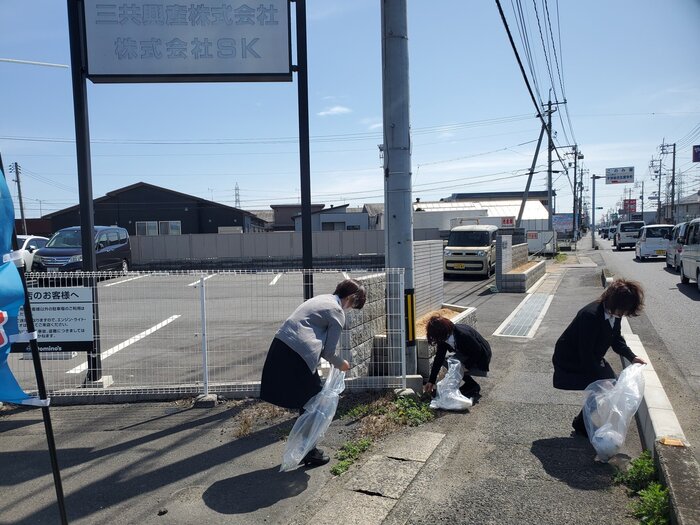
<box><xmin>260</xmin><ymin>337</ymin><xmax>322</xmax><ymax>410</ymax></box>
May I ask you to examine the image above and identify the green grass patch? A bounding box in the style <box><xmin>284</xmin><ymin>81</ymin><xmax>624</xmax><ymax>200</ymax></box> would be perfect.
<box><xmin>631</xmin><ymin>482</ymin><xmax>670</xmax><ymax>525</ymax></box>
<box><xmin>554</xmin><ymin>252</ymin><xmax>568</xmax><ymax>263</ymax></box>
<box><xmin>390</xmin><ymin>396</ymin><xmax>435</xmax><ymax>426</ymax></box>
<box><xmin>614</xmin><ymin>450</ymin><xmax>657</xmax><ymax>493</ymax></box>
<box><xmin>331</xmin><ymin>438</ymin><xmax>373</xmax><ymax>476</ymax></box>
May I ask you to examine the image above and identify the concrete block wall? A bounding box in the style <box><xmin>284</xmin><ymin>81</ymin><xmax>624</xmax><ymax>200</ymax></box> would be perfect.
<box><xmin>498</xmin><ymin>261</ymin><xmax>546</xmax><ymax>292</ymax></box>
<box><xmin>413</xmin><ymin>240</ymin><xmax>445</xmax><ymax>319</ymax></box>
<box><xmin>512</xmin><ymin>243</ymin><xmax>529</xmax><ymax>269</ymax></box>
<box><xmin>341</xmin><ymin>273</ymin><xmax>387</xmax><ymax>379</ymax></box>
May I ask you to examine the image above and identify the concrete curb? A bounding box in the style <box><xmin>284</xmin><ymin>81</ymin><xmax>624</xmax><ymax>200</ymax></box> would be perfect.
<box><xmin>620</xmin><ymin>318</ymin><xmax>700</xmax><ymax>525</ymax></box>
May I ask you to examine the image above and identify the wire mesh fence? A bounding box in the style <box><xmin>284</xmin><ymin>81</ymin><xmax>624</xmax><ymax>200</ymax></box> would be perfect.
<box><xmin>9</xmin><ymin>268</ymin><xmax>406</xmax><ymax>399</ymax></box>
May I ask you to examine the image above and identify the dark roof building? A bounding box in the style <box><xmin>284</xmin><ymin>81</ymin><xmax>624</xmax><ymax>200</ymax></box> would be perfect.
<box><xmin>42</xmin><ymin>182</ymin><xmax>266</xmax><ymax>235</ymax></box>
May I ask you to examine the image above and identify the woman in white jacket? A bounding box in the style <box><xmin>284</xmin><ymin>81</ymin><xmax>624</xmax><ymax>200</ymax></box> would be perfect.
<box><xmin>260</xmin><ymin>278</ymin><xmax>366</xmax><ymax>466</ymax></box>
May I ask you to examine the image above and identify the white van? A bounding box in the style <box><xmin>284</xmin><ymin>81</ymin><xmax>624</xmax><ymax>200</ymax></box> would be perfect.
<box><xmin>679</xmin><ymin>218</ymin><xmax>700</xmax><ymax>290</ymax></box>
<box><xmin>443</xmin><ymin>224</ymin><xmax>498</xmax><ymax>277</ymax></box>
<box><xmin>665</xmin><ymin>222</ymin><xmax>689</xmax><ymax>271</ymax></box>
<box><xmin>615</xmin><ymin>221</ymin><xmax>645</xmax><ymax>250</ymax></box>
<box><xmin>635</xmin><ymin>224</ymin><xmax>672</xmax><ymax>261</ymax></box>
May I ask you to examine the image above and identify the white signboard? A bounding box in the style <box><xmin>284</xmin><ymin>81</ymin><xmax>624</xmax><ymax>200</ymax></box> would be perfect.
<box><xmin>605</xmin><ymin>167</ymin><xmax>635</xmax><ymax>184</ymax></box>
<box><xmin>82</xmin><ymin>0</ymin><xmax>291</xmax><ymax>83</ymax></box>
<box><xmin>13</xmin><ymin>288</ymin><xmax>94</xmax><ymax>352</ymax></box>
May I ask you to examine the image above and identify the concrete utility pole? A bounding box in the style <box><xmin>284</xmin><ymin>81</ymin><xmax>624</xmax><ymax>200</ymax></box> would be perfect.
<box><xmin>9</xmin><ymin>162</ymin><xmax>27</xmax><ymax>234</ymax></box>
<box><xmin>591</xmin><ymin>174</ymin><xmax>603</xmax><ymax>248</ymax></box>
<box><xmin>656</xmin><ymin>156</ymin><xmax>663</xmax><ymax>224</ymax></box>
<box><xmin>546</xmin><ymin>99</ymin><xmax>553</xmax><ymax>231</ymax></box>
<box><xmin>381</xmin><ymin>0</ymin><xmax>416</xmax><ymax>374</ymax></box>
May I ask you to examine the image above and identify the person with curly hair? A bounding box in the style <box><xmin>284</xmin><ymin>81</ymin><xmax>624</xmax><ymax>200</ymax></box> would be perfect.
<box><xmin>553</xmin><ymin>278</ymin><xmax>647</xmax><ymax>437</ymax></box>
<box><xmin>424</xmin><ymin>315</ymin><xmax>492</xmax><ymax>403</ymax></box>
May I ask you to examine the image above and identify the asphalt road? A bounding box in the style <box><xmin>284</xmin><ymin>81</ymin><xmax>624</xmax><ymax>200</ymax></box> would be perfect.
<box><xmin>595</xmin><ymin>235</ymin><xmax>700</xmax><ymax>461</ymax></box>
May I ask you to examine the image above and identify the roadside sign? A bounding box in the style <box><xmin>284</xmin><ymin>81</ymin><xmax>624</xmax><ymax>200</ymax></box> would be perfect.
<box><xmin>623</xmin><ymin>199</ymin><xmax>637</xmax><ymax>213</ymax></box>
<box><xmin>82</xmin><ymin>0</ymin><xmax>292</xmax><ymax>83</ymax></box>
<box><xmin>11</xmin><ymin>288</ymin><xmax>94</xmax><ymax>353</ymax></box>
<box><xmin>693</xmin><ymin>145</ymin><xmax>700</xmax><ymax>162</ymax></box>
<box><xmin>500</xmin><ymin>216</ymin><xmax>515</xmax><ymax>227</ymax></box>
<box><xmin>605</xmin><ymin>167</ymin><xmax>635</xmax><ymax>184</ymax></box>
<box><xmin>552</xmin><ymin>213</ymin><xmax>573</xmax><ymax>233</ymax></box>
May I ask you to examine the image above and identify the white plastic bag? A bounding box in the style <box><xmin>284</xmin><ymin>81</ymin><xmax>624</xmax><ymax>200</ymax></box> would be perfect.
<box><xmin>280</xmin><ymin>366</ymin><xmax>346</xmax><ymax>472</ymax></box>
<box><xmin>430</xmin><ymin>357</ymin><xmax>473</xmax><ymax>411</ymax></box>
<box><xmin>582</xmin><ymin>363</ymin><xmax>645</xmax><ymax>462</ymax></box>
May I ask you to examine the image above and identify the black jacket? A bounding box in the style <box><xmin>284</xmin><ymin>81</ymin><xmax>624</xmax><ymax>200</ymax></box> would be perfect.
<box><xmin>429</xmin><ymin>324</ymin><xmax>492</xmax><ymax>384</ymax></box>
<box><xmin>552</xmin><ymin>301</ymin><xmax>637</xmax><ymax>390</ymax></box>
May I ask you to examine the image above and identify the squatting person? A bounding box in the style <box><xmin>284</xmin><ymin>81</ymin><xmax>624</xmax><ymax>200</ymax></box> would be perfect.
<box><xmin>424</xmin><ymin>315</ymin><xmax>492</xmax><ymax>403</ymax></box>
<box><xmin>552</xmin><ymin>278</ymin><xmax>647</xmax><ymax>437</ymax></box>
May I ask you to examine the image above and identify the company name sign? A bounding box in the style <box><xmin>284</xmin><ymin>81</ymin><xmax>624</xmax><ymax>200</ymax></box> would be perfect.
<box><xmin>83</xmin><ymin>0</ymin><xmax>291</xmax><ymax>83</ymax></box>
<box><xmin>605</xmin><ymin>167</ymin><xmax>634</xmax><ymax>184</ymax></box>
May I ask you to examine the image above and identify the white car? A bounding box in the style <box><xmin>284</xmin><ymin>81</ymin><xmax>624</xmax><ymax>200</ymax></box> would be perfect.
<box><xmin>16</xmin><ymin>235</ymin><xmax>49</xmax><ymax>270</ymax></box>
<box><xmin>679</xmin><ymin>218</ymin><xmax>700</xmax><ymax>290</ymax></box>
<box><xmin>635</xmin><ymin>225</ymin><xmax>672</xmax><ymax>261</ymax></box>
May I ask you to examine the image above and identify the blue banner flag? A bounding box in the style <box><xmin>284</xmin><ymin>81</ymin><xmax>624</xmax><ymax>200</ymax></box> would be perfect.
<box><xmin>0</xmin><ymin>165</ymin><xmax>48</xmax><ymax>406</ymax></box>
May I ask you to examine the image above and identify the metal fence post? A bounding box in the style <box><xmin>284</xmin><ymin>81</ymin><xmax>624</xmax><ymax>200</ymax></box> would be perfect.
<box><xmin>199</xmin><ymin>275</ymin><xmax>209</xmax><ymax>395</ymax></box>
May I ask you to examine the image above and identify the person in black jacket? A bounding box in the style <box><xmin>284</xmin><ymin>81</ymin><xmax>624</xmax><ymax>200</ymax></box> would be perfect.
<box><xmin>553</xmin><ymin>278</ymin><xmax>646</xmax><ymax>436</ymax></box>
<box><xmin>424</xmin><ymin>316</ymin><xmax>492</xmax><ymax>402</ymax></box>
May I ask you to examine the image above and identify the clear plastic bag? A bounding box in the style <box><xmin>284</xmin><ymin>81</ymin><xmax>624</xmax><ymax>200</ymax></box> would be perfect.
<box><xmin>280</xmin><ymin>366</ymin><xmax>346</xmax><ymax>472</ymax></box>
<box><xmin>429</xmin><ymin>357</ymin><xmax>473</xmax><ymax>411</ymax></box>
<box><xmin>582</xmin><ymin>363</ymin><xmax>645</xmax><ymax>462</ymax></box>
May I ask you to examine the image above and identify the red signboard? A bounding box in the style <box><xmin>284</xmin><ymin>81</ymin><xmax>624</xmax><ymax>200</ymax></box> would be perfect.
<box><xmin>623</xmin><ymin>199</ymin><xmax>637</xmax><ymax>213</ymax></box>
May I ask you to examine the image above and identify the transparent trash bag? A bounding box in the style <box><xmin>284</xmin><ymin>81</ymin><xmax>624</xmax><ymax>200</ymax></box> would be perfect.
<box><xmin>430</xmin><ymin>357</ymin><xmax>473</xmax><ymax>411</ymax></box>
<box><xmin>280</xmin><ymin>366</ymin><xmax>346</xmax><ymax>472</ymax></box>
<box><xmin>582</xmin><ymin>363</ymin><xmax>646</xmax><ymax>462</ymax></box>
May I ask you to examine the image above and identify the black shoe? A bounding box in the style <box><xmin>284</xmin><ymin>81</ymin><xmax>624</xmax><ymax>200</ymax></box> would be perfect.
<box><xmin>302</xmin><ymin>447</ymin><xmax>330</xmax><ymax>467</ymax></box>
<box><xmin>572</xmin><ymin>416</ymin><xmax>588</xmax><ymax>437</ymax></box>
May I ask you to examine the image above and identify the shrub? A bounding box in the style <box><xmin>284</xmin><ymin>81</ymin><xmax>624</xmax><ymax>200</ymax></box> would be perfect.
<box><xmin>614</xmin><ymin>450</ymin><xmax>657</xmax><ymax>493</ymax></box>
<box><xmin>631</xmin><ymin>482</ymin><xmax>670</xmax><ymax>525</ymax></box>
<box><xmin>391</xmin><ymin>396</ymin><xmax>434</xmax><ymax>426</ymax></box>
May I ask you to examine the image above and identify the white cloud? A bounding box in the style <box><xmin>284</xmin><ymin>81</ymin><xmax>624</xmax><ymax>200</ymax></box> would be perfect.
<box><xmin>317</xmin><ymin>105</ymin><xmax>352</xmax><ymax>117</ymax></box>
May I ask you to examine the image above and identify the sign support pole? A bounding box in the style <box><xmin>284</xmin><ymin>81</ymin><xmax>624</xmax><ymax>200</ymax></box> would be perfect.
<box><xmin>293</xmin><ymin>0</ymin><xmax>314</xmax><ymax>300</ymax></box>
<box><xmin>67</xmin><ymin>0</ymin><xmax>102</xmax><ymax>382</ymax></box>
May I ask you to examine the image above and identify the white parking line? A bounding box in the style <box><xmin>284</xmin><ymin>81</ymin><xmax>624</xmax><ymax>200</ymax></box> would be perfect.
<box><xmin>66</xmin><ymin>315</ymin><xmax>181</xmax><ymax>374</ymax></box>
<box><xmin>269</xmin><ymin>273</ymin><xmax>282</xmax><ymax>286</ymax></box>
<box><xmin>187</xmin><ymin>275</ymin><xmax>215</xmax><ymax>287</ymax></box>
<box><xmin>103</xmin><ymin>275</ymin><xmax>146</xmax><ymax>287</ymax></box>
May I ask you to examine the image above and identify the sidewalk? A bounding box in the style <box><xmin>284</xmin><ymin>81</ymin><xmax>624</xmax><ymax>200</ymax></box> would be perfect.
<box><xmin>0</xmin><ymin>249</ymin><xmax>691</xmax><ymax>524</ymax></box>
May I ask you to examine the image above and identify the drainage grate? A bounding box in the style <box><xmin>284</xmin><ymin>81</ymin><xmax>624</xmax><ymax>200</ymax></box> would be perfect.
<box><xmin>493</xmin><ymin>293</ymin><xmax>553</xmax><ymax>338</ymax></box>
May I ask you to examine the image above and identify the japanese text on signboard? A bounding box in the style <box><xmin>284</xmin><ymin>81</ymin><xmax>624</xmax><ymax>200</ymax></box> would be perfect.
<box><xmin>83</xmin><ymin>1</ymin><xmax>291</xmax><ymax>81</ymax></box>
<box><xmin>605</xmin><ymin>167</ymin><xmax>635</xmax><ymax>184</ymax></box>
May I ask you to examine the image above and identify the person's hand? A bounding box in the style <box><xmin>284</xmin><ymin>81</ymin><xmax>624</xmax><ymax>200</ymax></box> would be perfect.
<box><xmin>423</xmin><ymin>382</ymin><xmax>434</xmax><ymax>394</ymax></box>
<box><xmin>632</xmin><ymin>356</ymin><xmax>647</xmax><ymax>365</ymax></box>
<box><xmin>339</xmin><ymin>360</ymin><xmax>351</xmax><ymax>372</ymax></box>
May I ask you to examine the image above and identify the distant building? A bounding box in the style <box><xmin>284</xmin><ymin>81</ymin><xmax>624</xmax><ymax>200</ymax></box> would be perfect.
<box><xmin>269</xmin><ymin>204</ymin><xmax>325</xmax><ymax>231</ymax></box>
<box><xmin>662</xmin><ymin>190</ymin><xmax>700</xmax><ymax>223</ymax></box>
<box><xmin>446</xmin><ymin>190</ymin><xmax>554</xmax><ymax>210</ymax></box>
<box><xmin>42</xmin><ymin>182</ymin><xmax>266</xmax><ymax>235</ymax></box>
<box><xmin>292</xmin><ymin>204</ymin><xmax>369</xmax><ymax>231</ymax></box>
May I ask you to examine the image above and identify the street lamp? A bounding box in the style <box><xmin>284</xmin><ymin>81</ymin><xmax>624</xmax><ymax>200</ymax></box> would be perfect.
<box><xmin>591</xmin><ymin>174</ymin><xmax>604</xmax><ymax>249</ymax></box>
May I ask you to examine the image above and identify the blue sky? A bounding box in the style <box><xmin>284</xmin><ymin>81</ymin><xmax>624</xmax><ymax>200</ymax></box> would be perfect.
<box><xmin>1</xmin><ymin>0</ymin><xmax>699</xmax><ymax>225</ymax></box>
